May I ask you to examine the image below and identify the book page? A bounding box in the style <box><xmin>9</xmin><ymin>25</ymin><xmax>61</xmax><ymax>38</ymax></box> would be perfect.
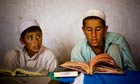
<box><xmin>94</xmin><ymin>65</ymin><xmax>124</xmax><ymax>74</ymax></box>
<box><xmin>0</xmin><ymin>69</ymin><xmax>15</xmax><ymax>76</ymax></box>
<box><xmin>14</xmin><ymin>68</ymin><xmax>48</xmax><ymax>76</ymax></box>
<box><xmin>0</xmin><ymin>67</ymin><xmax>48</xmax><ymax>76</ymax></box>
<box><xmin>0</xmin><ymin>67</ymin><xmax>18</xmax><ymax>76</ymax></box>
<box><xmin>89</xmin><ymin>54</ymin><xmax>124</xmax><ymax>74</ymax></box>
<box><xmin>60</xmin><ymin>61</ymin><xmax>90</xmax><ymax>74</ymax></box>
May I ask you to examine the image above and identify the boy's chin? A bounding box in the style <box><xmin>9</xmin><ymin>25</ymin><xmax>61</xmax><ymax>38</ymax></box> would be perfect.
<box><xmin>32</xmin><ymin>49</ymin><xmax>40</xmax><ymax>53</ymax></box>
<box><xmin>89</xmin><ymin>43</ymin><xmax>99</xmax><ymax>47</ymax></box>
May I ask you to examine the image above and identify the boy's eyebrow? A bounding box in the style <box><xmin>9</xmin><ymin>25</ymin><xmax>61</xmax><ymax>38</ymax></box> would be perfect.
<box><xmin>96</xmin><ymin>26</ymin><xmax>103</xmax><ymax>28</ymax></box>
<box><xmin>86</xmin><ymin>27</ymin><xmax>92</xmax><ymax>28</ymax></box>
<box><xmin>85</xmin><ymin>26</ymin><xmax>92</xmax><ymax>28</ymax></box>
<box><xmin>25</xmin><ymin>31</ymin><xmax>42</xmax><ymax>36</ymax></box>
<box><xmin>36</xmin><ymin>32</ymin><xmax>42</xmax><ymax>34</ymax></box>
<box><xmin>25</xmin><ymin>33</ymin><xmax>33</xmax><ymax>37</ymax></box>
<box><xmin>25</xmin><ymin>34</ymin><xmax>33</xmax><ymax>38</ymax></box>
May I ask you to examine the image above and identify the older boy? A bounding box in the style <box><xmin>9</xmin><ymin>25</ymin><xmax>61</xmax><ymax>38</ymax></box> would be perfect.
<box><xmin>72</xmin><ymin>9</ymin><xmax>137</xmax><ymax>84</ymax></box>
<box><xmin>71</xmin><ymin>9</ymin><xmax>136</xmax><ymax>70</ymax></box>
<box><xmin>3</xmin><ymin>19</ymin><xmax>57</xmax><ymax>72</ymax></box>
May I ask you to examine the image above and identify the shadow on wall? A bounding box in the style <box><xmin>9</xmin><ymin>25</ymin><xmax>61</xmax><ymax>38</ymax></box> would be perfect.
<box><xmin>52</xmin><ymin>37</ymin><xmax>75</xmax><ymax>64</ymax></box>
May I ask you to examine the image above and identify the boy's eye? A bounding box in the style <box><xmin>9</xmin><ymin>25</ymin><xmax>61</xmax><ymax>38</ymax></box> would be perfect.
<box><xmin>28</xmin><ymin>37</ymin><xmax>33</xmax><ymax>40</ymax></box>
<box><xmin>36</xmin><ymin>35</ymin><xmax>41</xmax><ymax>39</ymax></box>
<box><xmin>96</xmin><ymin>28</ymin><xmax>101</xmax><ymax>31</ymax></box>
<box><xmin>95</xmin><ymin>27</ymin><xmax>102</xmax><ymax>31</ymax></box>
<box><xmin>86</xmin><ymin>27</ymin><xmax>92</xmax><ymax>31</ymax></box>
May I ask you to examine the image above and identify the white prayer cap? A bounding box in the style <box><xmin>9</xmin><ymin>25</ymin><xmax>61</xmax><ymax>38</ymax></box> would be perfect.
<box><xmin>83</xmin><ymin>9</ymin><xmax>106</xmax><ymax>21</ymax></box>
<box><xmin>18</xmin><ymin>19</ymin><xmax>40</xmax><ymax>35</ymax></box>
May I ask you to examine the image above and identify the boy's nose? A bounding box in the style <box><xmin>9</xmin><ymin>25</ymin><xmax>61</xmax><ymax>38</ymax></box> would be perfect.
<box><xmin>34</xmin><ymin>38</ymin><xmax>38</xmax><ymax>44</ymax></box>
<box><xmin>92</xmin><ymin>30</ymin><xmax>96</xmax><ymax>37</ymax></box>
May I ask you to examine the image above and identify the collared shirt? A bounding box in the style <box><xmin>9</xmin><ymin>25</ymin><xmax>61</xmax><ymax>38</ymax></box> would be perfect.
<box><xmin>3</xmin><ymin>45</ymin><xmax>58</xmax><ymax>72</ymax></box>
<box><xmin>71</xmin><ymin>32</ymin><xmax>137</xmax><ymax>70</ymax></box>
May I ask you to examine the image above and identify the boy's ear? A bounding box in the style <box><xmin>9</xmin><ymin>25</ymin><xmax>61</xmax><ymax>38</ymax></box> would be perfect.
<box><xmin>19</xmin><ymin>38</ymin><xmax>25</xmax><ymax>45</ymax></box>
<box><xmin>104</xmin><ymin>26</ymin><xmax>108</xmax><ymax>35</ymax></box>
<box><xmin>82</xmin><ymin>27</ymin><xmax>86</xmax><ymax>34</ymax></box>
<box><xmin>105</xmin><ymin>25</ymin><xmax>108</xmax><ymax>31</ymax></box>
<box><xmin>105</xmin><ymin>26</ymin><xmax>108</xmax><ymax>33</ymax></box>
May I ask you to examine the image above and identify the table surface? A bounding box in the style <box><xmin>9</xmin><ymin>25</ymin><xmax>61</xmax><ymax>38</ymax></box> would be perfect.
<box><xmin>0</xmin><ymin>76</ymin><xmax>61</xmax><ymax>84</ymax></box>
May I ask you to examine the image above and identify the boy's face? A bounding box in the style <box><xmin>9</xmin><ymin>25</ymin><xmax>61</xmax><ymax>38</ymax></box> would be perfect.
<box><xmin>82</xmin><ymin>18</ymin><xmax>107</xmax><ymax>48</ymax></box>
<box><xmin>20</xmin><ymin>31</ymin><xmax>42</xmax><ymax>56</ymax></box>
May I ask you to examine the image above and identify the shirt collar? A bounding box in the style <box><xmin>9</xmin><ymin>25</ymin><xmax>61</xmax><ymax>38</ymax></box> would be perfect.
<box><xmin>16</xmin><ymin>46</ymin><xmax>44</xmax><ymax>60</ymax></box>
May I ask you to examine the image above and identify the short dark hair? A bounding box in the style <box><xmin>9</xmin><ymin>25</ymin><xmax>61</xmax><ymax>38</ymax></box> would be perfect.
<box><xmin>82</xmin><ymin>16</ymin><xmax>106</xmax><ymax>27</ymax></box>
<box><xmin>20</xmin><ymin>26</ymin><xmax>42</xmax><ymax>39</ymax></box>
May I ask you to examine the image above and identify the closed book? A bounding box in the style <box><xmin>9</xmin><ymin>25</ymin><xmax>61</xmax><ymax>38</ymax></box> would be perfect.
<box><xmin>53</xmin><ymin>67</ymin><xmax>78</xmax><ymax>77</ymax></box>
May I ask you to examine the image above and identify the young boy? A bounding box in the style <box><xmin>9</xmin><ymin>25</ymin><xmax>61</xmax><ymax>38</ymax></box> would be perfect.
<box><xmin>3</xmin><ymin>19</ymin><xmax>57</xmax><ymax>72</ymax></box>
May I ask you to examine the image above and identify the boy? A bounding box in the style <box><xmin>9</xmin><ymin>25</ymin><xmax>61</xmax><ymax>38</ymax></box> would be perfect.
<box><xmin>72</xmin><ymin>9</ymin><xmax>137</xmax><ymax>84</ymax></box>
<box><xmin>3</xmin><ymin>19</ymin><xmax>57</xmax><ymax>72</ymax></box>
<box><xmin>71</xmin><ymin>9</ymin><xmax>136</xmax><ymax>70</ymax></box>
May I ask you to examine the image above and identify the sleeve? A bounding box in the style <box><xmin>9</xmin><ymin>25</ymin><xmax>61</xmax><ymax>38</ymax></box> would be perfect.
<box><xmin>3</xmin><ymin>49</ymin><xmax>19</xmax><ymax>67</ymax></box>
<box><xmin>115</xmin><ymin>35</ymin><xmax>137</xmax><ymax>70</ymax></box>
<box><xmin>48</xmin><ymin>56</ymin><xmax>58</xmax><ymax>72</ymax></box>
<box><xmin>71</xmin><ymin>46</ymin><xmax>85</xmax><ymax>62</ymax></box>
<box><xmin>71</xmin><ymin>40</ymin><xmax>95</xmax><ymax>62</ymax></box>
<box><xmin>45</xmin><ymin>51</ymin><xmax>58</xmax><ymax>72</ymax></box>
<box><xmin>71</xmin><ymin>47</ymin><xmax>80</xmax><ymax>61</ymax></box>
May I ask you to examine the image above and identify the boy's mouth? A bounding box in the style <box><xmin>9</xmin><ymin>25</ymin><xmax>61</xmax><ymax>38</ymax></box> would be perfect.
<box><xmin>91</xmin><ymin>38</ymin><xmax>97</xmax><ymax>44</ymax></box>
<box><xmin>33</xmin><ymin>45</ymin><xmax>40</xmax><ymax>50</ymax></box>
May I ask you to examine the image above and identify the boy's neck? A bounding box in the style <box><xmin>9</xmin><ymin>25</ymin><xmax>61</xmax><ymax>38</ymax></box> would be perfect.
<box><xmin>91</xmin><ymin>41</ymin><xmax>105</xmax><ymax>55</ymax></box>
<box><xmin>25</xmin><ymin>48</ymin><xmax>36</xmax><ymax>58</ymax></box>
<box><xmin>92</xmin><ymin>46</ymin><xmax>104</xmax><ymax>55</ymax></box>
<box><xmin>28</xmin><ymin>52</ymin><xmax>36</xmax><ymax>57</ymax></box>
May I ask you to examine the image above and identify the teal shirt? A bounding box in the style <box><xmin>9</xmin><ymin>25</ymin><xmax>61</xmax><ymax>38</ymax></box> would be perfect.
<box><xmin>71</xmin><ymin>32</ymin><xmax>137</xmax><ymax>70</ymax></box>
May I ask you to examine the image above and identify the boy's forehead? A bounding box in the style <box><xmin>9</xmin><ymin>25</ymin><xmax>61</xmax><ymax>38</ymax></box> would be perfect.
<box><xmin>24</xmin><ymin>31</ymin><xmax>42</xmax><ymax>36</ymax></box>
<box><xmin>85</xmin><ymin>19</ymin><xmax>104</xmax><ymax>25</ymax></box>
<box><xmin>26</xmin><ymin>31</ymin><xmax>42</xmax><ymax>34</ymax></box>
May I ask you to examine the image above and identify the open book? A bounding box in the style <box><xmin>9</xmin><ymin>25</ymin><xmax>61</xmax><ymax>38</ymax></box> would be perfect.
<box><xmin>0</xmin><ymin>67</ymin><xmax>48</xmax><ymax>76</ymax></box>
<box><xmin>60</xmin><ymin>53</ymin><xmax>124</xmax><ymax>75</ymax></box>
